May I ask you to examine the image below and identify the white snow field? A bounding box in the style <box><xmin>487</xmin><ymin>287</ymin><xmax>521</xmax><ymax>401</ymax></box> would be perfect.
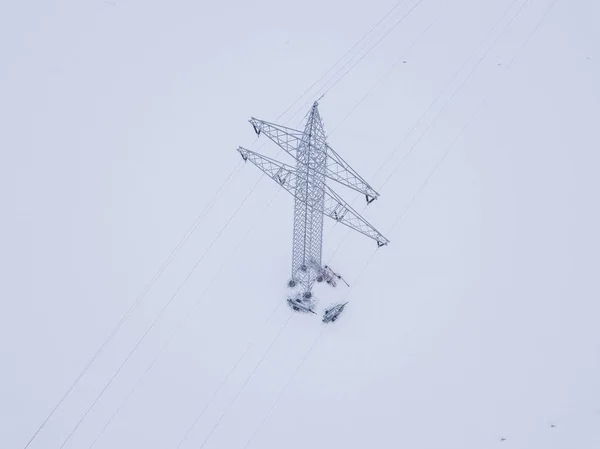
<box><xmin>1</xmin><ymin>0</ymin><xmax>598</xmax><ymax>448</ymax></box>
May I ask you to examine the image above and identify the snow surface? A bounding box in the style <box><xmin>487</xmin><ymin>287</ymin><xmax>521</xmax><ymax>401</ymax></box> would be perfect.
<box><xmin>1</xmin><ymin>0</ymin><xmax>599</xmax><ymax>448</ymax></box>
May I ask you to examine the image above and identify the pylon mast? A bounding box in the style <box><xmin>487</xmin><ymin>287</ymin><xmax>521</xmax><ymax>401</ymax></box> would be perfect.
<box><xmin>237</xmin><ymin>101</ymin><xmax>388</xmax><ymax>304</ymax></box>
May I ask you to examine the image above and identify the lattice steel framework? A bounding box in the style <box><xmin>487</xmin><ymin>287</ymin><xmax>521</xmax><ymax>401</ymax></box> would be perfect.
<box><xmin>237</xmin><ymin>101</ymin><xmax>388</xmax><ymax>298</ymax></box>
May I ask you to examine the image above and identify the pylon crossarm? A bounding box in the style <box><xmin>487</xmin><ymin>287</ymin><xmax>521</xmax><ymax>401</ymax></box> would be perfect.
<box><xmin>325</xmin><ymin>145</ymin><xmax>379</xmax><ymax>202</ymax></box>
<box><xmin>250</xmin><ymin>117</ymin><xmax>379</xmax><ymax>202</ymax></box>
<box><xmin>237</xmin><ymin>147</ymin><xmax>301</xmax><ymax>191</ymax></box>
<box><xmin>323</xmin><ymin>185</ymin><xmax>389</xmax><ymax>246</ymax></box>
<box><xmin>237</xmin><ymin>147</ymin><xmax>389</xmax><ymax>247</ymax></box>
<box><xmin>249</xmin><ymin>118</ymin><xmax>304</xmax><ymax>156</ymax></box>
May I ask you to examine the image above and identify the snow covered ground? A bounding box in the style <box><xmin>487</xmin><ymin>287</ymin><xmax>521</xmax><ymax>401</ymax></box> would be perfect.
<box><xmin>1</xmin><ymin>0</ymin><xmax>599</xmax><ymax>448</ymax></box>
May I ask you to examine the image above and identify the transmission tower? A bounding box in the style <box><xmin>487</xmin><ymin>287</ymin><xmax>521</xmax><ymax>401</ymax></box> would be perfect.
<box><xmin>237</xmin><ymin>101</ymin><xmax>388</xmax><ymax>308</ymax></box>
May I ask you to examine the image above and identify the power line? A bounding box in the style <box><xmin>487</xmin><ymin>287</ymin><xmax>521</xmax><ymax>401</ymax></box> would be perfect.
<box><xmin>172</xmin><ymin>304</ymin><xmax>283</xmax><ymax>449</ymax></box>
<box><xmin>329</xmin><ymin>2</ymin><xmax>449</xmax><ymax>135</ymax></box>
<box><xmin>195</xmin><ymin>5</ymin><xmax>535</xmax><ymax>440</ymax></box>
<box><xmin>170</xmin><ymin>4</ymin><xmax>438</xmax><ymax>443</ymax></box>
<box><xmin>88</xmin><ymin>191</ymin><xmax>284</xmax><ymax>449</ymax></box>
<box><xmin>110</xmin><ymin>1</ymin><xmax>523</xmax><ymax>445</ymax></box>
<box><xmin>293</xmin><ymin>0</ymin><xmax>427</xmax><ymax>116</ymax></box>
<box><xmin>19</xmin><ymin>159</ymin><xmax>243</xmax><ymax>449</ymax></box>
<box><xmin>39</xmin><ymin>5</ymin><xmax>429</xmax><ymax>448</ymax></box>
<box><xmin>241</xmin><ymin>241</ymin><xmax>379</xmax><ymax>448</ymax></box>
<box><xmin>49</xmin><ymin>0</ymin><xmax>526</xmax><ymax>446</ymax></box>
<box><xmin>320</xmin><ymin>0</ymin><xmax>426</xmax><ymax>99</ymax></box>
<box><xmin>387</xmin><ymin>0</ymin><xmax>561</xmax><ymax>236</ymax></box>
<box><xmin>242</xmin><ymin>326</ymin><xmax>324</xmax><ymax>449</ymax></box>
<box><xmin>377</xmin><ymin>0</ymin><xmax>531</xmax><ymax>191</ymax></box>
<box><xmin>194</xmin><ymin>313</ymin><xmax>296</xmax><ymax>449</ymax></box>
<box><xmin>367</xmin><ymin>0</ymin><xmax>518</xmax><ymax>183</ymax></box>
<box><xmin>241</xmin><ymin>1</ymin><xmax>560</xmax><ymax>445</ymax></box>
<box><xmin>276</xmin><ymin>0</ymin><xmax>410</xmax><ymax>124</ymax></box>
<box><xmin>198</xmin><ymin>1</ymin><xmax>560</xmax><ymax>447</ymax></box>
<box><xmin>145</xmin><ymin>4</ymin><xmax>484</xmax><ymax>447</ymax></box>
<box><xmin>323</xmin><ymin>0</ymin><xmax>524</xmax><ymax>263</ymax></box>
<box><xmin>57</xmin><ymin>180</ymin><xmax>263</xmax><ymax>449</ymax></box>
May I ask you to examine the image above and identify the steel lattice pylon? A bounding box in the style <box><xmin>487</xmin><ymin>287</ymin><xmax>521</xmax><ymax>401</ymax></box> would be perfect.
<box><xmin>237</xmin><ymin>101</ymin><xmax>388</xmax><ymax>303</ymax></box>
